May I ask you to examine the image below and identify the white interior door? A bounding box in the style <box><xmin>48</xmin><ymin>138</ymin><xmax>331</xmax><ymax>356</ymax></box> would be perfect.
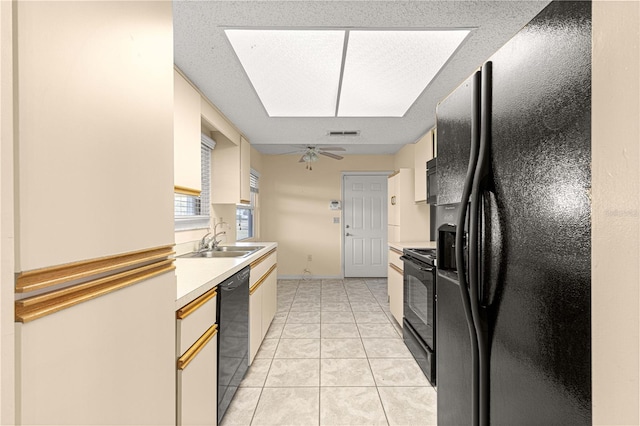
<box><xmin>343</xmin><ymin>174</ymin><xmax>388</xmax><ymax>277</ymax></box>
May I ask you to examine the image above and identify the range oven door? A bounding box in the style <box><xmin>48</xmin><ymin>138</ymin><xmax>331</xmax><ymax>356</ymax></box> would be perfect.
<box><xmin>401</xmin><ymin>257</ymin><xmax>435</xmax><ymax>350</ymax></box>
<box><xmin>401</xmin><ymin>255</ymin><xmax>436</xmax><ymax>385</ymax></box>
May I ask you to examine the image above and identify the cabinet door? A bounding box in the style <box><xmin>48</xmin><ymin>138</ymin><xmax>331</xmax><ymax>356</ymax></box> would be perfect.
<box><xmin>240</xmin><ymin>136</ymin><xmax>251</xmax><ymax>204</ymax></box>
<box><xmin>388</xmin><ymin>263</ymin><xmax>404</xmax><ymax>327</ymax></box>
<box><xmin>249</xmin><ymin>286</ymin><xmax>263</xmax><ymax>364</ymax></box>
<box><xmin>15</xmin><ymin>0</ymin><xmax>174</xmax><ymax>270</ymax></box>
<box><xmin>396</xmin><ymin>169</ymin><xmax>432</xmax><ymax>242</ymax></box>
<box><xmin>414</xmin><ymin>130</ymin><xmax>434</xmax><ymax>203</ymax></box>
<box><xmin>261</xmin><ymin>268</ymin><xmax>278</xmax><ymax>338</ymax></box>
<box><xmin>387</xmin><ymin>173</ymin><xmax>398</xmax><ymax>226</ymax></box>
<box><xmin>174</xmin><ymin>70</ymin><xmax>203</xmax><ymax>194</ymax></box>
<box><xmin>17</xmin><ymin>273</ymin><xmax>176</xmax><ymax>425</ymax></box>
<box><xmin>177</xmin><ymin>332</ymin><xmax>217</xmax><ymax>426</ymax></box>
<box><xmin>176</xmin><ymin>289</ymin><xmax>217</xmax><ymax>356</ymax></box>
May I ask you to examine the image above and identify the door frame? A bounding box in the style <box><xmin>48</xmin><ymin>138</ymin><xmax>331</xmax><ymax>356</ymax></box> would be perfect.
<box><xmin>341</xmin><ymin>171</ymin><xmax>394</xmax><ymax>278</ymax></box>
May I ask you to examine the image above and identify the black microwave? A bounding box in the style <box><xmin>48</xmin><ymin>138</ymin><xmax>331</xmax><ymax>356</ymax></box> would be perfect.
<box><xmin>426</xmin><ymin>158</ymin><xmax>437</xmax><ymax>204</ymax></box>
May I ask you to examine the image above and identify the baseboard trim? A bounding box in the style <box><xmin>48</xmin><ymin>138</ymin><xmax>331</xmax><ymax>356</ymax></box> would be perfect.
<box><xmin>278</xmin><ymin>274</ymin><xmax>343</xmax><ymax>280</ymax></box>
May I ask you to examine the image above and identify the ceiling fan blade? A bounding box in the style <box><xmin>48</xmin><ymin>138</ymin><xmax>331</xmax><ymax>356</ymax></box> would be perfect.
<box><xmin>318</xmin><ymin>146</ymin><xmax>346</xmax><ymax>152</ymax></box>
<box><xmin>319</xmin><ymin>151</ymin><xmax>344</xmax><ymax>160</ymax></box>
<box><xmin>270</xmin><ymin>149</ymin><xmax>304</xmax><ymax>155</ymax></box>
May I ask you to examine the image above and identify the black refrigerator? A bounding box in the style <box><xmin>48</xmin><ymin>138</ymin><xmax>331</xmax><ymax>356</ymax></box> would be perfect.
<box><xmin>435</xmin><ymin>2</ymin><xmax>591</xmax><ymax>425</ymax></box>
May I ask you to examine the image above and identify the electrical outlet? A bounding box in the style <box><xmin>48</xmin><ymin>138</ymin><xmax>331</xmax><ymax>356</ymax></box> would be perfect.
<box><xmin>307</xmin><ymin>254</ymin><xmax>312</xmax><ymax>261</ymax></box>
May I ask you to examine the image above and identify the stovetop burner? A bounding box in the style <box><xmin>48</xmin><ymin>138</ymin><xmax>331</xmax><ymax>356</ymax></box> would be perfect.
<box><xmin>403</xmin><ymin>247</ymin><xmax>437</xmax><ymax>266</ymax></box>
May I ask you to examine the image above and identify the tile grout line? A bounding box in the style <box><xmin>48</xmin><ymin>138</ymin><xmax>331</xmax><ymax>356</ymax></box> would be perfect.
<box><xmin>250</xmin><ymin>279</ymin><xmax>299</xmax><ymax>426</ymax></box>
<box><xmin>318</xmin><ymin>279</ymin><xmax>325</xmax><ymax>426</ymax></box>
<box><xmin>368</xmin><ymin>279</ymin><xmax>396</xmax><ymax>426</ymax></box>
<box><xmin>363</xmin><ymin>279</ymin><xmax>393</xmax><ymax>426</ymax></box>
<box><xmin>236</xmin><ymin>278</ymin><xmax>430</xmax><ymax>426</ymax></box>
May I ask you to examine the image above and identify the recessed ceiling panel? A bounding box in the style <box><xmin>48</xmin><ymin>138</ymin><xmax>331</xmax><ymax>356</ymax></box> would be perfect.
<box><xmin>225</xmin><ymin>29</ymin><xmax>345</xmax><ymax>117</ymax></box>
<box><xmin>338</xmin><ymin>30</ymin><xmax>470</xmax><ymax>117</ymax></box>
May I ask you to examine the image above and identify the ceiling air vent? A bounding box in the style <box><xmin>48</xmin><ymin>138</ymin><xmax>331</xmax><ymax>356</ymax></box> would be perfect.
<box><xmin>328</xmin><ymin>130</ymin><xmax>360</xmax><ymax>136</ymax></box>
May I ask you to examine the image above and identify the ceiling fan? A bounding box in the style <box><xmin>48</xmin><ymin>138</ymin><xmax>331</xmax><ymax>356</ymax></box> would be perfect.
<box><xmin>295</xmin><ymin>146</ymin><xmax>345</xmax><ymax>170</ymax></box>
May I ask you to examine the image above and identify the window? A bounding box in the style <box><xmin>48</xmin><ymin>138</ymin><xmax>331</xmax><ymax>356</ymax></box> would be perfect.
<box><xmin>174</xmin><ymin>135</ymin><xmax>215</xmax><ymax>230</ymax></box>
<box><xmin>237</xmin><ymin>170</ymin><xmax>259</xmax><ymax>240</ymax></box>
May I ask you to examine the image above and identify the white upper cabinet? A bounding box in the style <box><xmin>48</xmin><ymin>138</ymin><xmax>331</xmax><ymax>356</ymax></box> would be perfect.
<box><xmin>388</xmin><ymin>169</ymin><xmax>431</xmax><ymax>242</ymax></box>
<box><xmin>240</xmin><ymin>136</ymin><xmax>251</xmax><ymax>204</ymax></box>
<box><xmin>15</xmin><ymin>0</ymin><xmax>174</xmax><ymax>271</ymax></box>
<box><xmin>201</xmin><ymin>98</ymin><xmax>251</xmax><ymax>205</ymax></box>
<box><xmin>174</xmin><ymin>71</ymin><xmax>203</xmax><ymax>194</ymax></box>
<box><xmin>210</xmin><ymin>132</ymin><xmax>251</xmax><ymax>205</ymax></box>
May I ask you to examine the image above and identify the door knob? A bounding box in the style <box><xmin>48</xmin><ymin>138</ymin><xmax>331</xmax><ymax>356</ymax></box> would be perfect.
<box><xmin>346</xmin><ymin>233</ymin><xmax>352</xmax><ymax>236</ymax></box>
<box><xmin>346</xmin><ymin>225</ymin><xmax>350</xmax><ymax>228</ymax></box>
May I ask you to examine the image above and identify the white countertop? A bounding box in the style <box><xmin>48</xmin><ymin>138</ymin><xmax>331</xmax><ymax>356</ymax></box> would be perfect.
<box><xmin>174</xmin><ymin>242</ymin><xmax>277</xmax><ymax>309</ymax></box>
<box><xmin>389</xmin><ymin>241</ymin><xmax>437</xmax><ymax>250</ymax></box>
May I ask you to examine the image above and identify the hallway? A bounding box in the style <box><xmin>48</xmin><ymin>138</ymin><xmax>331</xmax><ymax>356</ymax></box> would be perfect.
<box><xmin>221</xmin><ymin>278</ymin><xmax>437</xmax><ymax>425</ymax></box>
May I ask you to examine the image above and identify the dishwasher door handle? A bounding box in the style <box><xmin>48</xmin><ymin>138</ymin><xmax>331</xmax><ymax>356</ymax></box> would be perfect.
<box><xmin>220</xmin><ymin>279</ymin><xmax>242</xmax><ymax>291</ymax></box>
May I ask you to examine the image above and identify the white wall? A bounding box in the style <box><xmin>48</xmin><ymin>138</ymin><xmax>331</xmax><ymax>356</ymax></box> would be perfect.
<box><xmin>261</xmin><ymin>155</ymin><xmax>394</xmax><ymax>277</ymax></box>
<box><xmin>592</xmin><ymin>1</ymin><xmax>640</xmax><ymax>424</ymax></box>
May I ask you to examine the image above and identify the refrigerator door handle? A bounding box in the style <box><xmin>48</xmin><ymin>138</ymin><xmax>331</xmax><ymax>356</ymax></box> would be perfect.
<box><xmin>470</xmin><ymin>61</ymin><xmax>493</xmax><ymax>426</ymax></box>
<box><xmin>455</xmin><ymin>69</ymin><xmax>482</xmax><ymax>426</ymax></box>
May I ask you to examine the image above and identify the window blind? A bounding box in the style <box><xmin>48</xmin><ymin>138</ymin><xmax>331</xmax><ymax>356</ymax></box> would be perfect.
<box><xmin>174</xmin><ymin>135</ymin><xmax>215</xmax><ymax>230</ymax></box>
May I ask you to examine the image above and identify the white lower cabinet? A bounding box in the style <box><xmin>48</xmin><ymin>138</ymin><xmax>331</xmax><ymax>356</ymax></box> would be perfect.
<box><xmin>249</xmin><ymin>249</ymin><xmax>278</xmax><ymax>364</ymax></box>
<box><xmin>249</xmin><ymin>286</ymin><xmax>263</xmax><ymax>363</ymax></box>
<box><xmin>261</xmin><ymin>271</ymin><xmax>277</xmax><ymax>334</ymax></box>
<box><xmin>176</xmin><ymin>287</ymin><xmax>218</xmax><ymax>426</ymax></box>
<box><xmin>388</xmin><ymin>247</ymin><xmax>404</xmax><ymax>326</ymax></box>
<box><xmin>177</xmin><ymin>326</ymin><xmax>218</xmax><ymax>426</ymax></box>
<box><xmin>16</xmin><ymin>273</ymin><xmax>176</xmax><ymax>426</ymax></box>
<box><xmin>388</xmin><ymin>266</ymin><xmax>404</xmax><ymax>326</ymax></box>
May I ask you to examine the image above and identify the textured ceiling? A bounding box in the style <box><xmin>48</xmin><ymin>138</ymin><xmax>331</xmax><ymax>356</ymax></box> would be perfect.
<box><xmin>173</xmin><ymin>1</ymin><xmax>551</xmax><ymax>155</ymax></box>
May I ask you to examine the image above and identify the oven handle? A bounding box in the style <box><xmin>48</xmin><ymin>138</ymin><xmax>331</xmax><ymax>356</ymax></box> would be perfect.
<box><xmin>399</xmin><ymin>256</ymin><xmax>434</xmax><ymax>272</ymax></box>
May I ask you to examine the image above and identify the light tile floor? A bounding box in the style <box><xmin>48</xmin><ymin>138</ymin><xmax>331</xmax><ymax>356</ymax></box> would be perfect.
<box><xmin>221</xmin><ymin>278</ymin><xmax>437</xmax><ymax>426</ymax></box>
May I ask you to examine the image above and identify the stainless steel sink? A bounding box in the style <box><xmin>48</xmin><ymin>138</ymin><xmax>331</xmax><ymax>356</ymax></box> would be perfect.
<box><xmin>214</xmin><ymin>245</ymin><xmax>263</xmax><ymax>252</ymax></box>
<box><xmin>179</xmin><ymin>245</ymin><xmax>262</xmax><ymax>259</ymax></box>
<box><xmin>180</xmin><ymin>250</ymin><xmax>250</xmax><ymax>258</ymax></box>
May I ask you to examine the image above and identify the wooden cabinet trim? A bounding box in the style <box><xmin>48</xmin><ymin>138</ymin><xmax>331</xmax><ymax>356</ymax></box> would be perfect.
<box><xmin>15</xmin><ymin>260</ymin><xmax>175</xmax><ymax>323</ymax></box>
<box><xmin>249</xmin><ymin>248</ymin><xmax>276</xmax><ymax>269</ymax></box>
<box><xmin>389</xmin><ymin>247</ymin><xmax>403</xmax><ymax>256</ymax></box>
<box><xmin>389</xmin><ymin>263</ymin><xmax>403</xmax><ymax>275</ymax></box>
<box><xmin>177</xmin><ymin>324</ymin><xmax>218</xmax><ymax>370</ymax></box>
<box><xmin>249</xmin><ymin>263</ymin><xmax>277</xmax><ymax>295</ymax></box>
<box><xmin>16</xmin><ymin>245</ymin><xmax>175</xmax><ymax>294</ymax></box>
<box><xmin>177</xmin><ymin>287</ymin><xmax>217</xmax><ymax>320</ymax></box>
<box><xmin>174</xmin><ymin>185</ymin><xmax>201</xmax><ymax>197</ymax></box>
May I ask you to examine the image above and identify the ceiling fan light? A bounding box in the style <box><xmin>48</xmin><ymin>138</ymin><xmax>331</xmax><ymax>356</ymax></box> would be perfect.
<box><xmin>302</xmin><ymin>152</ymin><xmax>319</xmax><ymax>163</ymax></box>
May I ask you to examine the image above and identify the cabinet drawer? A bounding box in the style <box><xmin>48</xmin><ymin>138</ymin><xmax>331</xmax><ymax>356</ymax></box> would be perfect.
<box><xmin>389</xmin><ymin>247</ymin><xmax>404</xmax><ymax>271</ymax></box>
<box><xmin>177</xmin><ymin>287</ymin><xmax>217</xmax><ymax>356</ymax></box>
<box><xmin>250</xmin><ymin>249</ymin><xmax>276</xmax><ymax>286</ymax></box>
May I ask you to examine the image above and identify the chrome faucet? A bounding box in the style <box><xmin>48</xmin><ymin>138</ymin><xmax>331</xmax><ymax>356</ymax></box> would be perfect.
<box><xmin>212</xmin><ymin>231</ymin><xmax>226</xmax><ymax>248</ymax></box>
<box><xmin>199</xmin><ymin>220</ymin><xmax>229</xmax><ymax>251</ymax></box>
<box><xmin>199</xmin><ymin>232</ymin><xmax>214</xmax><ymax>251</ymax></box>
<box><xmin>211</xmin><ymin>219</ymin><xmax>229</xmax><ymax>249</ymax></box>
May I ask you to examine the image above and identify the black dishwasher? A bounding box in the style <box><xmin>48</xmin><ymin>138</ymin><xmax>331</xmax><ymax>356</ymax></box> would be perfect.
<box><xmin>217</xmin><ymin>266</ymin><xmax>250</xmax><ymax>423</ymax></box>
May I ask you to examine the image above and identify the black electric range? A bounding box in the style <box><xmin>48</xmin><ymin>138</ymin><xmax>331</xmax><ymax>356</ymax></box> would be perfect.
<box><xmin>402</xmin><ymin>248</ymin><xmax>436</xmax><ymax>267</ymax></box>
<box><xmin>400</xmin><ymin>247</ymin><xmax>437</xmax><ymax>386</ymax></box>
